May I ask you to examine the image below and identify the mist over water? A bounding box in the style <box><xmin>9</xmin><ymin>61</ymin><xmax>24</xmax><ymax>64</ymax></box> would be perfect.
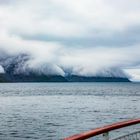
<box><xmin>0</xmin><ymin>82</ymin><xmax>140</xmax><ymax>140</ymax></box>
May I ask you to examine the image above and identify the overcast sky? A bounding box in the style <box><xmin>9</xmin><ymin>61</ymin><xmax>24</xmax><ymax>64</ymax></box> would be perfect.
<box><xmin>0</xmin><ymin>0</ymin><xmax>140</xmax><ymax>81</ymax></box>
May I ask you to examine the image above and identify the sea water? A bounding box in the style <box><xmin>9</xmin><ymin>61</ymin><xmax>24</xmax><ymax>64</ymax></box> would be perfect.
<box><xmin>0</xmin><ymin>82</ymin><xmax>140</xmax><ymax>140</ymax></box>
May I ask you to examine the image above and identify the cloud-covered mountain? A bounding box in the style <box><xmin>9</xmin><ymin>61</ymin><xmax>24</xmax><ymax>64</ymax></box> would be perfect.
<box><xmin>0</xmin><ymin>53</ymin><xmax>130</xmax><ymax>82</ymax></box>
<box><xmin>0</xmin><ymin>0</ymin><xmax>140</xmax><ymax>81</ymax></box>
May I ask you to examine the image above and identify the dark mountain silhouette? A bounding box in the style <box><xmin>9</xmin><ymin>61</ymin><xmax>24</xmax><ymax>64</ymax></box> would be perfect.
<box><xmin>0</xmin><ymin>73</ymin><xmax>130</xmax><ymax>82</ymax></box>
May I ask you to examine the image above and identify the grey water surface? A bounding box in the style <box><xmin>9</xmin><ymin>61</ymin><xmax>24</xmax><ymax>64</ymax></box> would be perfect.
<box><xmin>0</xmin><ymin>82</ymin><xmax>140</xmax><ymax>140</ymax></box>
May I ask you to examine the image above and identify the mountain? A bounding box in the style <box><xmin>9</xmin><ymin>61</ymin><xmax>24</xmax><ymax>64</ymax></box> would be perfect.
<box><xmin>0</xmin><ymin>74</ymin><xmax>8</xmax><ymax>82</ymax></box>
<box><xmin>0</xmin><ymin>73</ymin><xmax>130</xmax><ymax>82</ymax></box>
<box><xmin>0</xmin><ymin>54</ymin><xmax>130</xmax><ymax>82</ymax></box>
<box><xmin>65</xmin><ymin>75</ymin><xmax>130</xmax><ymax>82</ymax></box>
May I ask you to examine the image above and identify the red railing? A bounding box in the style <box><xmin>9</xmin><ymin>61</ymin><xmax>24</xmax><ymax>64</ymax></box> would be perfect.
<box><xmin>64</xmin><ymin>118</ymin><xmax>140</xmax><ymax>140</ymax></box>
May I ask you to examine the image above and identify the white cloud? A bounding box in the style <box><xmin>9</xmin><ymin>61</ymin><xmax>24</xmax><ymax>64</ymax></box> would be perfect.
<box><xmin>125</xmin><ymin>69</ymin><xmax>140</xmax><ymax>81</ymax></box>
<box><xmin>1</xmin><ymin>0</ymin><xmax>140</xmax><ymax>38</ymax></box>
<box><xmin>0</xmin><ymin>65</ymin><xmax>4</xmax><ymax>73</ymax></box>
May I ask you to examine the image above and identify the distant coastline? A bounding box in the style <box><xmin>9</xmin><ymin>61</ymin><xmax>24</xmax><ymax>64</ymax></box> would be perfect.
<box><xmin>0</xmin><ymin>73</ymin><xmax>130</xmax><ymax>82</ymax></box>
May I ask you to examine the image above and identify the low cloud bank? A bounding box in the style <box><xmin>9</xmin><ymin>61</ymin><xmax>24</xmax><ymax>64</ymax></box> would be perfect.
<box><xmin>0</xmin><ymin>35</ymin><xmax>140</xmax><ymax>79</ymax></box>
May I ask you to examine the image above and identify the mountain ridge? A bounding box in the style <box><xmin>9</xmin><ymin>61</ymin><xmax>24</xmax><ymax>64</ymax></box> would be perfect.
<box><xmin>0</xmin><ymin>73</ymin><xmax>130</xmax><ymax>82</ymax></box>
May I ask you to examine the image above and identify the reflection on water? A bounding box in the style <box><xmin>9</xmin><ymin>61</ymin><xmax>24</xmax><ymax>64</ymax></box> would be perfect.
<box><xmin>0</xmin><ymin>82</ymin><xmax>140</xmax><ymax>140</ymax></box>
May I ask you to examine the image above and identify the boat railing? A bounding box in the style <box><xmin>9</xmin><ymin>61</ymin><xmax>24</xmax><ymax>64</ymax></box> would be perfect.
<box><xmin>64</xmin><ymin>118</ymin><xmax>140</xmax><ymax>140</ymax></box>
<box><xmin>112</xmin><ymin>130</ymin><xmax>140</xmax><ymax>140</ymax></box>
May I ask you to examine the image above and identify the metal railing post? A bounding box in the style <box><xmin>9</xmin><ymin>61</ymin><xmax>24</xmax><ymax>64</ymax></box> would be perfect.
<box><xmin>103</xmin><ymin>132</ymin><xmax>109</xmax><ymax>140</ymax></box>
